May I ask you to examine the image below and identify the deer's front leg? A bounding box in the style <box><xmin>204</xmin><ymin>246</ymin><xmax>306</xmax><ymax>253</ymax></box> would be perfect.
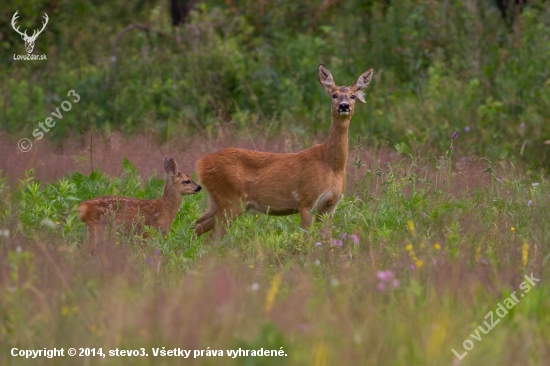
<box><xmin>299</xmin><ymin>208</ymin><xmax>313</xmax><ymax>232</ymax></box>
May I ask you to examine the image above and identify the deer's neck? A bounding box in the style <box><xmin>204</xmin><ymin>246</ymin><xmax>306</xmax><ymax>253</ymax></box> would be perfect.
<box><xmin>161</xmin><ymin>185</ymin><xmax>183</xmax><ymax>222</ymax></box>
<box><xmin>322</xmin><ymin>116</ymin><xmax>350</xmax><ymax>172</ymax></box>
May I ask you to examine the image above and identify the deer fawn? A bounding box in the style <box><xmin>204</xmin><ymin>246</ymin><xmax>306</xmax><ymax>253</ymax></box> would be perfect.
<box><xmin>194</xmin><ymin>64</ymin><xmax>374</xmax><ymax>240</ymax></box>
<box><xmin>78</xmin><ymin>157</ymin><xmax>201</xmax><ymax>249</ymax></box>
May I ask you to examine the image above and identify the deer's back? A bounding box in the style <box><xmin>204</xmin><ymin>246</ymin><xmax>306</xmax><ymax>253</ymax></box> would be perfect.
<box><xmin>77</xmin><ymin>196</ymin><xmax>162</xmax><ymax>227</ymax></box>
<box><xmin>196</xmin><ymin>146</ymin><xmax>343</xmax><ymax>213</ymax></box>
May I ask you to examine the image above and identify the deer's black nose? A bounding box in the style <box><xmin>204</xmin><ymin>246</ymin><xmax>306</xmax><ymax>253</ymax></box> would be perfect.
<box><xmin>195</xmin><ymin>185</ymin><xmax>202</xmax><ymax>192</ymax></box>
<box><xmin>339</xmin><ymin>102</ymin><xmax>349</xmax><ymax>111</ymax></box>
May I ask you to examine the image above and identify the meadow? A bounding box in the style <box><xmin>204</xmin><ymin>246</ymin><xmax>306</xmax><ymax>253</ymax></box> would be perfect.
<box><xmin>1</xmin><ymin>0</ymin><xmax>550</xmax><ymax>365</ymax></box>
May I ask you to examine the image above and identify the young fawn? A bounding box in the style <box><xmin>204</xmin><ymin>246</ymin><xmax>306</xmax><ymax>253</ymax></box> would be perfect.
<box><xmin>78</xmin><ymin>157</ymin><xmax>201</xmax><ymax>249</ymax></box>
<box><xmin>194</xmin><ymin>64</ymin><xmax>374</xmax><ymax>240</ymax></box>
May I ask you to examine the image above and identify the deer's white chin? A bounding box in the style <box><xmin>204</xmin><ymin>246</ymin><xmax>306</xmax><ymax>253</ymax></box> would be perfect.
<box><xmin>338</xmin><ymin>111</ymin><xmax>350</xmax><ymax>116</ymax></box>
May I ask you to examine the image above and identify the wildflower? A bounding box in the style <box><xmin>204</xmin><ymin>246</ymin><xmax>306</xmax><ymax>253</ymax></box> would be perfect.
<box><xmin>249</xmin><ymin>265</ymin><xmax>254</xmax><ymax>269</ymax></box>
<box><xmin>16</xmin><ymin>246</ymin><xmax>22</xmax><ymax>253</ymax></box>
<box><xmin>146</xmin><ymin>258</ymin><xmax>152</xmax><ymax>264</ymax></box>
<box><xmin>376</xmin><ymin>270</ymin><xmax>395</xmax><ymax>281</ymax></box>
<box><xmin>415</xmin><ymin>260</ymin><xmax>424</xmax><ymax>268</ymax></box>
<box><xmin>331</xmin><ymin>278</ymin><xmax>340</xmax><ymax>287</ymax></box>
<box><xmin>390</xmin><ymin>279</ymin><xmax>400</xmax><ymax>288</ymax></box>
<box><xmin>532</xmin><ymin>183</ymin><xmax>539</xmax><ymax>187</ymax></box>
<box><xmin>451</xmin><ymin>130</ymin><xmax>459</xmax><ymax>139</ymax></box>
<box><xmin>481</xmin><ymin>258</ymin><xmax>488</xmax><ymax>264</ymax></box>
<box><xmin>40</xmin><ymin>219</ymin><xmax>57</xmax><ymax>229</ymax></box>
<box><xmin>61</xmin><ymin>306</ymin><xmax>70</xmax><ymax>316</ymax></box>
<box><xmin>376</xmin><ymin>283</ymin><xmax>386</xmax><ymax>292</ymax></box>
<box><xmin>72</xmin><ymin>306</ymin><xmax>79</xmax><ymax>313</ymax></box>
<box><xmin>406</xmin><ymin>244</ymin><xmax>413</xmax><ymax>251</ymax></box>
<box><xmin>527</xmin><ymin>200</ymin><xmax>532</xmax><ymax>207</ymax></box>
<box><xmin>341</xmin><ymin>233</ymin><xmax>348</xmax><ymax>240</ymax></box>
<box><xmin>264</xmin><ymin>273</ymin><xmax>281</xmax><ymax>313</ymax></box>
<box><xmin>407</xmin><ymin>220</ymin><xmax>416</xmax><ymax>235</ymax></box>
<box><xmin>511</xmin><ymin>227</ymin><xmax>515</xmax><ymax>232</ymax></box>
<box><xmin>315</xmin><ymin>242</ymin><xmax>322</xmax><ymax>247</ymax></box>
<box><xmin>465</xmin><ymin>126</ymin><xmax>470</xmax><ymax>132</ymax></box>
<box><xmin>520</xmin><ymin>123</ymin><xmax>525</xmax><ymax>128</ymax></box>
<box><xmin>351</xmin><ymin>234</ymin><xmax>360</xmax><ymax>245</ymax></box>
<box><xmin>409</xmin><ymin>264</ymin><xmax>416</xmax><ymax>270</ymax></box>
<box><xmin>434</xmin><ymin>243</ymin><xmax>441</xmax><ymax>250</ymax></box>
<box><xmin>155</xmin><ymin>249</ymin><xmax>160</xmax><ymax>255</ymax></box>
<box><xmin>249</xmin><ymin>283</ymin><xmax>260</xmax><ymax>291</ymax></box>
<box><xmin>0</xmin><ymin>229</ymin><xmax>9</xmax><ymax>238</ymax></box>
<box><xmin>332</xmin><ymin>239</ymin><xmax>344</xmax><ymax>248</ymax></box>
<box><xmin>522</xmin><ymin>241</ymin><xmax>529</xmax><ymax>267</ymax></box>
<box><xmin>55</xmin><ymin>221</ymin><xmax>60</xmax><ymax>225</ymax></box>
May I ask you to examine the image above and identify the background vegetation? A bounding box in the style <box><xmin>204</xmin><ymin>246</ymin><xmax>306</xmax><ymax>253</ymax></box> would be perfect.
<box><xmin>2</xmin><ymin>0</ymin><xmax>550</xmax><ymax>169</ymax></box>
<box><xmin>1</xmin><ymin>0</ymin><xmax>550</xmax><ymax>365</ymax></box>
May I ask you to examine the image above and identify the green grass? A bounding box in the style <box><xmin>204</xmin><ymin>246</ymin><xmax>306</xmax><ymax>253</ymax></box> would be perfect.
<box><xmin>0</xmin><ymin>152</ymin><xmax>548</xmax><ymax>365</ymax></box>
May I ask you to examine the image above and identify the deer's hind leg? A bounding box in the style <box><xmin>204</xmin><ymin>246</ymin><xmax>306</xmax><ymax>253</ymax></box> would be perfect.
<box><xmin>195</xmin><ymin>198</ymin><xmax>218</xmax><ymax>236</ymax></box>
<box><xmin>209</xmin><ymin>200</ymin><xmax>244</xmax><ymax>242</ymax></box>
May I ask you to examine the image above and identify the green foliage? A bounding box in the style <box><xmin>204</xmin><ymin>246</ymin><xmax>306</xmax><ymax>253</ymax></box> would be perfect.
<box><xmin>0</xmin><ymin>157</ymin><xmax>549</xmax><ymax>365</ymax></box>
<box><xmin>2</xmin><ymin>1</ymin><xmax>550</xmax><ymax>168</ymax></box>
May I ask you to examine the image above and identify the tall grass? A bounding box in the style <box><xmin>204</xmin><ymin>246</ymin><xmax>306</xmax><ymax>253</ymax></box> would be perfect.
<box><xmin>1</xmin><ymin>151</ymin><xmax>548</xmax><ymax>365</ymax></box>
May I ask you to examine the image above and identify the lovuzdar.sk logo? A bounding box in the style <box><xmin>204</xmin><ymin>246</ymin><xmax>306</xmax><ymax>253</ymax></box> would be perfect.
<box><xmin>11</xmin><ymin>10</ymin><xmax>48</xmax><ymax>61</ymax></box>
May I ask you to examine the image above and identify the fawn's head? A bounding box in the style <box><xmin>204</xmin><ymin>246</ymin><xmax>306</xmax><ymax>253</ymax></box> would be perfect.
<box><xmin>318</xmin><ymin>64</ymin><xmax>374</xmax><ymax>119</ymax></box>
<box><xmin>164</xmin><ymin>157</ymin><xmax>202</xmax><ymax>196</ymax></box>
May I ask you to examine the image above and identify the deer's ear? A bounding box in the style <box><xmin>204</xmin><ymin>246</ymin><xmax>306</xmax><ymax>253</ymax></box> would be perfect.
<box><xmin>164</xmin><ymin>157</ymin><xmax>178</xmax><ymax>176</ymax></box>
<box><xmin>351</xmin><ymin>68</ymin><xmax>374</xmax><ymax>103</ymax></box>
<box><xmin>318</xmin><ymin>64</ymin><xmax>335</xmax><ymax>93</ymax></box>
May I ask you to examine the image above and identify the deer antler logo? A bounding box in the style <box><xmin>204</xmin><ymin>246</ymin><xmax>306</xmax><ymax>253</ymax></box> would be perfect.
<box><xmin>11</xmin><ymin>11</ymin><xmax>49</xmax><ymax>54</ymax></box>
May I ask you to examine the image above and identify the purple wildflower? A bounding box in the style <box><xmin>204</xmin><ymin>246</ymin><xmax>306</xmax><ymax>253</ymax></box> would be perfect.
<box><xmin>376</xmin><ymin>283</ymin><xmax>386</xmax><ymax>292</ymax></box>
<box><xmin>465</xmin><ymin>126</ymin><xmax>470</xmax><ymax>132</ymax></box>
<box><xmin>390</xmin><ymin>279</ymin><xmax>400</xmax><ymax>288</ymax></box>
<box><xmin>332</xmin><ymin>239</ymin><xmax>344</xmax><ymax>248</ymax></box>
<box><xmin>451</xmin><ymin>130</ymin><xmax>459</xmax><ymax>139</ymax></box>
<box><xmin>155</xmin><ymin>249</ymin><xmax>160</xmax><ymax>255</ymax></box>
<box><xmin>376</xmin><ymin>270</ymin><xmax>395</xmax><ymax>281</ymax></box>
<box><xmin>315</xmin><ymin>242</ymin><xmax>322</xmax><ymax>247</ymax></box>
<box><xmin>520</xmin><ymin>123</ymin><xmax>525</xmax><ymax>128</ymax></box>
<box><xmin>527</xmin><ymin>200</ymin><xmax>532</xmax><ymax>207</ymax></box>
<box><xmin>409</xmin><ymin>264</ymin><xmax>416</xmax><ymax>270</ymax></box>
<box><xmin>146</xmin><ymin>258</ymin><xmax>152</xmax><ymax>264</ymax></box>
<box><xmin>351</xmin><ymin>234</ymin><xmax>360</xmax><ymax>245</ymax></box>
<box><xmin>341</xmin><ymin>233</ymin><xmax>348</xmax><ymax>240</ymax></box>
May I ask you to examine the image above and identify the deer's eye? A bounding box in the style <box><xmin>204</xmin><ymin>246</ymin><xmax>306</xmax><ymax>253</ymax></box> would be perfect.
<box><xmin>184</xmin><ymin>180</ymin><xmax>191</xmax><ymax>184</ymax></box>
<box><xmin>332</xmin><ymin>94</ymin><xmax>338</xmax><ymax>99</ymax></box>
<box><xmin>350</xmin><ymin>95</ymin><xmax>356</xmax><ymax>99</ymax></box>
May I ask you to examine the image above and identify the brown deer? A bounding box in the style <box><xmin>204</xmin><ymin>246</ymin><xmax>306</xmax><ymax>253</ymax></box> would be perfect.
<box><xmin>77</xmin><ymin>157</ymin><xmax>201</xmax><ymax>249</ymax></box>
<box><xmin>194</xmin><ymin>64</ymin><xmax>374</xmax><ymax>240</ymax></box>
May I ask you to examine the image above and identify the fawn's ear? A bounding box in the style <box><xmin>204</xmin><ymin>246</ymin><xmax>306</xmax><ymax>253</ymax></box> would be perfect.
<box><xmin>318</xmin><ymin>64</ymin><xmax>335</xmax><ymax>94</ymax></box>
<box><xmin>164</xmin><ymin>156</ymin><xmax>178</xmax><ymax>176</ymax></box>
<box><xmin>351</xmin><ymin>68</ymin><xmax>374</xmax><ymax>103</ymax></box>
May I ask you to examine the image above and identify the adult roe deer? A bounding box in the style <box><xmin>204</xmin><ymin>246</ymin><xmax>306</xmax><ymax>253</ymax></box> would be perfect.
<box><xmin>78</xmin><ymin>157</ymin><xmax>201</xmax><ymax>249</ymax></box>
<box><xmin>194</xmin><ymin>64</ymin><xmax>374</xmax><ymax>240</ymax></box>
